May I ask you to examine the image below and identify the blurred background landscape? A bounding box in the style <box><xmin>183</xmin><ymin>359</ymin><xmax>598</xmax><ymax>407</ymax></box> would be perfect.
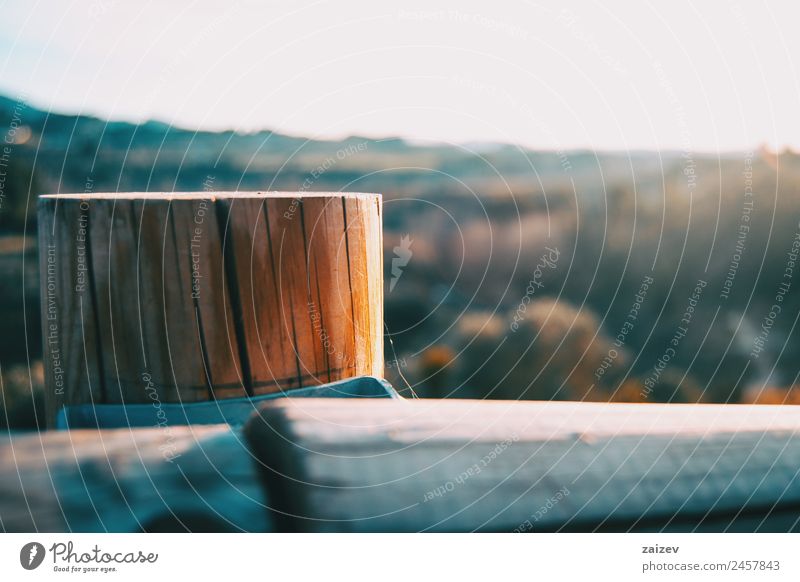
<box><xmin>3</xmin><ymin>93</ymin><xmax>800</xmax><ymax>429</ymax></box>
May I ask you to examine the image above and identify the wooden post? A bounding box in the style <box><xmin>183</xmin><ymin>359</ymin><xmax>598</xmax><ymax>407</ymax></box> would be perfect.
<box><xmin>38</xmin><ymin>192</ymin><xmax>384</xmax><ymax>427</ymax></box>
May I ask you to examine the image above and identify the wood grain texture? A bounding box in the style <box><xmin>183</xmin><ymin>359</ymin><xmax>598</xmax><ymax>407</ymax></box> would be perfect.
<box><xmin>38</xmin><ymin>197</ymin><xmax>105</xmax><ymax>423</ymax></box>
<box><xmin>343</xmin><ymin>196</ymin><xmax>384</xmax><ymax>377</ymax></box>
<box><xmin>0</xmin><ymin>425</ymin><xmax>270</xmax><ymax>532</ymax></box>
<box><xmin>38</xmin><ymin>193</ymin><xmax>383</xmax><ymax>426</ymax></box>
<box><xmin>245</xmin><ymin>399</ymin><xmax>800</xmax><ymax>532</ymax></box>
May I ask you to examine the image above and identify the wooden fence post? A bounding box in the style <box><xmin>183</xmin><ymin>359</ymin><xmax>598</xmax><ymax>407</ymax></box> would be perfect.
<box><xmin>38</xmin><ymin>192</ymin><xmax>384</xmax><ymax>427</ymax></box>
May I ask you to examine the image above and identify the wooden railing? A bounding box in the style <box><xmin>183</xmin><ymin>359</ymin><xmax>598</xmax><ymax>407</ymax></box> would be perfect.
<box><xmin>3</xmin><ymin>399</ymin><xmax>799</xmax><ymax>532</ymax></box>
<box><xmin>13</xmin><ymin>190</ymin><xmax>799</xmax><ymax>533</ymax></box>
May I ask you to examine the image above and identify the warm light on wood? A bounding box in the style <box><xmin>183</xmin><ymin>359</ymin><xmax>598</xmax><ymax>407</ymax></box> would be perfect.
<box><xmin>38</xmin><ymin>192</ymin><xmax>384</xmax><ymax>427</ymax></box>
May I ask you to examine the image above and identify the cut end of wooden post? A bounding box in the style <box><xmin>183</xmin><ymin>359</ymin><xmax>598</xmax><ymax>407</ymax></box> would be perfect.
<box><xmin>40</xmin><ymin>191</ymin><xmax>381</xmax><ymax>199</ymax></box>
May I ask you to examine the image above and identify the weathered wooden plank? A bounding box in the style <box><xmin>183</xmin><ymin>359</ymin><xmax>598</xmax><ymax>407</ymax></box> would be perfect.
<box><xmin>133</xmin><ymin>198</ymin><xmax>209</xmax><ymax>403</ymax></box>
<box><xmin>366</xmin><ymin>196</ymin><xmax>384</xmax><ymax>377</ymax></box>
<box><xmin>267</xmin><ymin>197</ymin><xmax>323</xmax><ymax>386</ymax></box>
<box><xmin>38</xmin><ymin>197</ymin><xmax>105</xmax><ymax>422</ymax></box>
<box><xmin>245</xmin><ymin>399</ymin><xmax>800</xmax><ymax>532</ymax></box>
<box><xmin>57</xmin><ymin>376</ymin><xmax>398</xmax><ymax>429</ymax></box>
<box><xmin>221</xmin><ymin>197</ymin><xmax>295</xmax><ymax>393</ymax></box>
<box><xmin>173</xmin><ymin>197</ymin><xmax>245</xmax><ymax>399</ymax></box>
<box><xmin>343</xmin><ymin>197</ymin><xmax>384</xmax><ymax>377</ymax></box>
<box><xmin>0</xmin><ymin>425</ymin><xmax>270</xmax><ymax>532</ymax></box>
<box><xmin>303</xmin><ymin>197</ymin><xmax>357</xmax><ymax>382</ymax></box>
<box><xmin>89</xmin><ymin>198</ymin><xmax>147</xmax><ymax>403</ymax></box>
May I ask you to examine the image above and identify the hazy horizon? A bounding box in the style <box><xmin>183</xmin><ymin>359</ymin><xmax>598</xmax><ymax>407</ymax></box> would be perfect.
<box><xmin>0</xmin><ymin>91</ymin><xmax>779</xmax><ymax>157</ymax></box>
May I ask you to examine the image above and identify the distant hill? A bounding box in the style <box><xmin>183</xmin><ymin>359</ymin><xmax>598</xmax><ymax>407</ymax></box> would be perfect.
<box><xmin>0</xmin><ymin>94</ymin><xmax>708</xmax><ymax>217</ymax></box>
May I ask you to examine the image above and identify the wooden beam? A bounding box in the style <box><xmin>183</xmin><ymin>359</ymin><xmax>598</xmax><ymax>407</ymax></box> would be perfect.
<box><xmin>245</xmin><ymin>399</ymin><xmax>800</xmax><ymax>532</ymax></box>
<box><xmin>56</xmin><ymin>375</ymin><xmax>398</xmax><ymax>429</ymax></box>
<box><xmin>0</xmin><ymin>424</ymin><xmax>270</xmax><ymax>532</ymax></box>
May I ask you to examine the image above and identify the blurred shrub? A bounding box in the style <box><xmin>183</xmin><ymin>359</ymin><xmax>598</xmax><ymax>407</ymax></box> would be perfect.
<box><xmin>0</xmin><ymin>360</ymin><xmax>45</xmax><ymax>430</ymax></box>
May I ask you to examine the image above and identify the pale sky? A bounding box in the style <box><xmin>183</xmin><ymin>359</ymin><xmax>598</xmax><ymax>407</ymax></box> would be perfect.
<box><xmin>1</xmin><ymin>0</ymin><xmax>798</xmax><ymax>151</ymax></box>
